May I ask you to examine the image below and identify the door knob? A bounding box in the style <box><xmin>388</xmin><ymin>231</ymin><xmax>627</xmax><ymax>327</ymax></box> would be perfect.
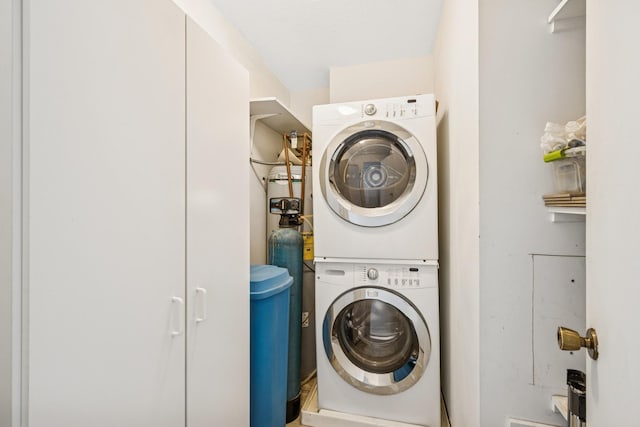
<box><xmin>557</xmin><ymin>326</ymin><xmax>599</xmax><ymax>360</ymax></box>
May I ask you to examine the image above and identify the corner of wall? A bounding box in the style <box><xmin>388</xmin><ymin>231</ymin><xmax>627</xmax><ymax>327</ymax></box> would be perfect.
<box><xmin>433</xmin><ymin>0</ymin><xmax>481</xmax><ymax>425</ymax></box>
<box><xmin>0</xmin><ymin>0</ymin><xmax>18</xmax><ymax>423</ymax></box>
<box><xmin>290</xmin><ymin>87</ymin><xmax>329</xmax><ymax>129</ymax></box>
<box><xmin>172</xmin><ymin>0</ymin><xmax>291</xmax><ymax>103</ymax></box>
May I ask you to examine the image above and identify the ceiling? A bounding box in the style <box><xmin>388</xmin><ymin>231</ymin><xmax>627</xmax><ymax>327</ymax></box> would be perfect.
<box><xmin>208</xmin><ymin>0</ymin><xmax>444</xmax><ymax>92</ymax></box>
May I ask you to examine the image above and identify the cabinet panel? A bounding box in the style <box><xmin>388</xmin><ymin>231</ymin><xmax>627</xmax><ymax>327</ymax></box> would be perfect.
<box><xmin>26</xmin><ymin>1</ymin><xmax>186</xmax><ymax>426</ymax></box>
<box><xmin>185</xmin><ymin>17</ymin><xmax>250</xmax><ymax>427</ymax></box>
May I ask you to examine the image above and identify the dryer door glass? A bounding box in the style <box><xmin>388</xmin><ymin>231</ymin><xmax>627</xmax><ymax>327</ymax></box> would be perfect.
<box><xmin>330</xmin><ymin>129</ymin><xmax>415</xmax><ymax>209</ymax></box>
<box><xmin>321</xmin><ymin>121</ymin><xmax>429</xmax><ymax>227</ymax></box>
<box><xmin>336</xmin><ymin>299</ymin><xmax>419</xmax><ymax>374</ymax></box>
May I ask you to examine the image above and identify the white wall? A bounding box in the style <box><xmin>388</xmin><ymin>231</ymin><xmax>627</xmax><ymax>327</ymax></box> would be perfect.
<box><xmin>291</xmin><ymin>88</ymin><xmax>329</xmax><ymax>131</ymax></box>
<box><xmin>432</xmin><ymin>0</ymin><xmax>480</xmax><ymax>425</ymax></box>
<box><xmin>248</xmin><ymin>121</ymin><xmax>286</xmax><ymax>264</ymax></box>
<box><xmin>329</xmin><ymin>56</ymin><xmax>434</xmax><ymax>103</ymax></box>
<box><xmin>478</xmin><ymin>0</ymin><xmax>586</xmax><ymax>425</ymax></box>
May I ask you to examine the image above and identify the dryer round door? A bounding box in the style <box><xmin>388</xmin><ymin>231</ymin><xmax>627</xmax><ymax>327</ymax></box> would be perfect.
<box><xmin>322</xmin><ymin>286</ymin><xmax>431</xmax><ymax>395</ymax></box>
<box><xmin>320</xmin><ymin>120</ymin><xmax>429</xmax><ymax>227</ymax></box>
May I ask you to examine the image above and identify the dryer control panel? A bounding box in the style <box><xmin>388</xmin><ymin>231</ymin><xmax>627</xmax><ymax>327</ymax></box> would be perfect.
<box><xmin>313</xmin><ymin>94</ymin><xmax>435</xmax><ymax>125</ymax></box>
<box><xmin>362</xmin><ymin>99</ymin><xmax>426</xmax><ymax>119</ymax></box>
<box><xmin>316</xmin><ymin>261</ymin><xmax>438</xmax><ymax>289</ymax></box>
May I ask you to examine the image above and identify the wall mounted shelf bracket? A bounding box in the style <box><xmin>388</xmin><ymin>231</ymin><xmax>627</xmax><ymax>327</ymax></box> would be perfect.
<box><xmin>548</xmin><ymin>0</ymin><xmax>586</xmax><ymax>33</ymax></box>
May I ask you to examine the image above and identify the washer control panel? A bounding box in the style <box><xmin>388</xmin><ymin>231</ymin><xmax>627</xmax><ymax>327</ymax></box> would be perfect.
<box><xmin>316</xmin><ymin>262</ymin><xmax>438</xmax><ymax>289</ymax></box>
<box><xmin>358</xmin><ymin>265</ymin><xmax>422</xmax><ymax>288</ymax></box>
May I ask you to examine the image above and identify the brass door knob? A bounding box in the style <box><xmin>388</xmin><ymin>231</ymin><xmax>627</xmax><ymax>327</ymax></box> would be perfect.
<box><xmin>557</xmin><ymin>326</ymin><xmax>599</xmax><ymax>360</ymax></box>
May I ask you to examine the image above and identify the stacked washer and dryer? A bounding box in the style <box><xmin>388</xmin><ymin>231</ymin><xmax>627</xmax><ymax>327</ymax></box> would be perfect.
<box><xmin>312</xmin><ymin>94</ymin><xmax>440</xmax><ymax>426</ymax></box>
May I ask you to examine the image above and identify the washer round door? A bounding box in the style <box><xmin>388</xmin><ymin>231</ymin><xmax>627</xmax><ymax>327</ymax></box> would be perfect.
<box><xmin>323</xmin><ymin>287</ymin><xmax>431</xmax><ymax>395</ymax></box>
<box><xmin>320</xmin><ymin>120</ymin><xmax>429</xmax><ymax>227</ymax></box>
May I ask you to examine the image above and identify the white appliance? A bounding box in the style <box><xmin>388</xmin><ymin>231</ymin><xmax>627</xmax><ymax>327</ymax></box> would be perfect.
<box><xmin>266</xmin><ymin>165</ymin><xmax>313</xmax><ymax>239</ymax></box>
<box><xmin>315</xmin><ymin>261</ymin><xmax>440</xmax><ymax>426</ymax></box>
<box><xmin>312</xmin><ymin>94</ymin><xmax>438</xmax><ymax>262</ymax></box>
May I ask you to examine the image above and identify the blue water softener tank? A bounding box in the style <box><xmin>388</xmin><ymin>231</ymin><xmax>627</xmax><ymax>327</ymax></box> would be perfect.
<box><xmin>250</xmin><ymin>265</ymin><xmax>293</xmax><ymax>427</ymax></box>
<box><xmin>267</xmin><ymin>198</ymin><xmax>304</xmax><ymax>423</ymax></box>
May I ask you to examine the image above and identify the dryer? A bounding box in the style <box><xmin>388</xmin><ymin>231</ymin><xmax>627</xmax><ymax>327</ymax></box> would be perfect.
<box><xmin>312</xmin><ymin>94</ymin><xmax>438</xmax><ymax>262</ymax></box>
<box><xmin>315</xmin><ymin>260</ymin><xmax>440</xmax><ymax>426</ymax></box>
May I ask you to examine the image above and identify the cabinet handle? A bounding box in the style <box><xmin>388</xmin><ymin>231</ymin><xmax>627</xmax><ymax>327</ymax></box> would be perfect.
<box><xmin>171</xmin><ymin>296</ymin><xmax>184</xmax><ymax>336</ymax></box>
<box><xmin>195</xmin><ymin>287</ymin><xmax>208</xmax><ymax>323</ymax></box>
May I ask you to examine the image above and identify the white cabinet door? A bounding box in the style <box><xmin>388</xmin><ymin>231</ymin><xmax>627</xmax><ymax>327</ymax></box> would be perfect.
<box><xmin>185</xmin><ymin>17</ymin><xmax>250</xmax><ymax>427</ymax></box>
<box><xmin>585</xmin><ymin>2</ymin><xmax>640</xmax><ymax>425</ymax></box>
<box><xmin>26</xmin><ymin>1</ymin><xmax>186</xmax><ymax>426</ymax></box>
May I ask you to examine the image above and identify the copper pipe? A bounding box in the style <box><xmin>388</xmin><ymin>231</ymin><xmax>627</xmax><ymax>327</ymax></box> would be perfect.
<box><xmin>299</xmin><ymin>134</ymin><xmax>308</xmax><ymax>217</ymax></box>
<box><xmin>283</xmin><ymin>133</ymin><xmax>294</xmax><ymax>198</ymax></box>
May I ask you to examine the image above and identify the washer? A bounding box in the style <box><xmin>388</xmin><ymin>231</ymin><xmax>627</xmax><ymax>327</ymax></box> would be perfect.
<box><xmin>312</xmin><ymin>94</ymin><xmax>438</xmax><ymax>262</ymax></box>
<box><xmin>315</xmin><ymin>260</ymin><xmax>440</xmax><ymax>426</ymax></box>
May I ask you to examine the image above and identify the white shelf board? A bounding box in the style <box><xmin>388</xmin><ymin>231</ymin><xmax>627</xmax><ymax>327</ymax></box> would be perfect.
<box><xmin>548</xmin><ymin>0</ymin><xmax>586</xmax><ymax>23</ymax></box>
<box><xmin>250</xmin><ymin>97</ymin><xmax>311</xmax><ymax>136</ymax></box>
<box><xmin>551</xmin><ymin>395</ymin><xmax>569</xmax><ymax>420</ymax></box>
<box><xmin>547</xmin><ymin>206</ymin><xmax>586</xmax><ymax>223</ymax></box>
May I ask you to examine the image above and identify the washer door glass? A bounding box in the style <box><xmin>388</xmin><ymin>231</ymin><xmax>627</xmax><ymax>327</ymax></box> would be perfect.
<box><xmin>321</xmin><ymin>121</ymin><xmax>429</xmax><ymax>227</ymax></box>
<box><xmin>336</xmin><ymin>299</ymin><xmax>418</xmax><ymax>374</ymax></box>
<box><xmin>323</xmin><ymin>287</ymin><xmax>431</xmax><ymax>395</ymax></box>
<box><xmin>332</xmin><ymin>130</ymin><xmax>414</xmax><ymax>209</ymax></box>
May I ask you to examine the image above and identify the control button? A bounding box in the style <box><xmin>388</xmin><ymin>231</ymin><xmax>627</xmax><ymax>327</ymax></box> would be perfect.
<box><xmin>394</xmin><ymin>278</ymin><xmax>399</xmax><ymax>285</ymax></box>
<box><xmin>387</xmin><ymin>278</ymin><xmax>391</xmax><ymax>285</ymax></box>
<box><xmin>402</xmin><ymin>279</ymin><xmax>406</xmax><ymax>286</ymax></box>
<box><xmin>367</xmin><ymin>268</ymin><xmax>379</xmax><ymax>280</ymax></box>
<box><xmin>364</xmin><ymin>104</ymin><xmax>377</xmax><ymax>116</ymax></box>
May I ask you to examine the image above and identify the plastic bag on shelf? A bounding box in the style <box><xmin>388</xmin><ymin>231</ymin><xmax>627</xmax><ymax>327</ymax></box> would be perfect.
<box><xmin>540</xmin><ymin>116</ymin><xmax>586</xmax><ymax>154</ymax></box>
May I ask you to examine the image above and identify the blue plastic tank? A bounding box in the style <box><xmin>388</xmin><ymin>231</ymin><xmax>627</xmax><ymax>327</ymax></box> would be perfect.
<box><xmin>250</xmin><ymin>265</ymin><xmax>293</xmax><ymax>427</ymax></box>
<box><xmin>268</xmin><ymin>227</ymin><xmax>304</xmax><ymax>422</ymax></box>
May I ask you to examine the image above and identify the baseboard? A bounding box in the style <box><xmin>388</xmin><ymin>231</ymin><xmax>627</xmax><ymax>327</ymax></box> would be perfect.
<box><xmin>507</xmin><ymin>418</ymin><xmax>563</xmax><ymax>427</ymax></box>
<box><xmin>301</xmin><ymin>382</ymin><xmax>450</xmax><ymax>427</ymax></box>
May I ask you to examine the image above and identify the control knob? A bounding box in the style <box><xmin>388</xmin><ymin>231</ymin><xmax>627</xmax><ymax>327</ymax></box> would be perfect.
<box><xmin>367</xmin><ymin>268</ymin><xmax>379</xmax><ymax>280</ymax></box>
<box><xmin>363</xmin><ymin>103</ymin><xmax>377</xmax><ymax>116</ymax></box>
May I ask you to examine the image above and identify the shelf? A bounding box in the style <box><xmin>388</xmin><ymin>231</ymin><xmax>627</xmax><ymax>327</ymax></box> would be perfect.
<box><xmin>548</xmin><ymin>0</ymin><xmax>586</xmax><ymax>22</ymax></box>
<box><xmin>248</xmin><ymin>98</ymin><xmax>311</xmax><ymax>186</ymax></box>
<box><xmin>547</xmin><ymin>206</ymin><xmax>586</xmax><ymax>223</ymax></box>
<box><xmin>548</xmin><ymin>0</ymin><xmax>586</xmax><ymax>33</ymax></box>
<box><xmin>250</xmin><ymin>97</ymin><xmax>311</xmax><ymax>136</ymax></box>
<box><xmin>552</xmin><ymin>395</ymin><xmax>569</xmax><ymax>420</ymax></box>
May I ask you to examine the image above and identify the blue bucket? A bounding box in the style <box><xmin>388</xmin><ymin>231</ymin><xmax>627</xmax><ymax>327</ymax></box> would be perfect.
<box><xmin>250</xmin><ymin>265</ymin><xmax>293</xmax><ymax>427</ymax></box>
